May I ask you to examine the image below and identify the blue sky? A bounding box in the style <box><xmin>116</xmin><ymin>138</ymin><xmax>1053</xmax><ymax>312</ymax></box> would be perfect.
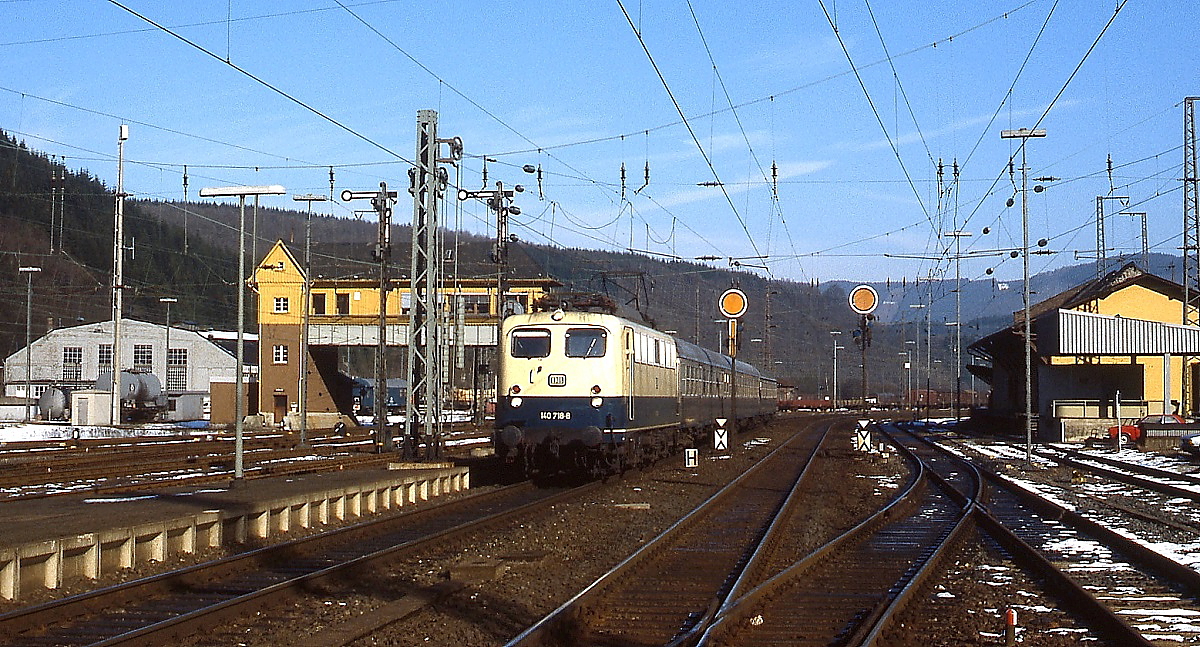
<box><xmin>2</xmin><ymin>0</ymin><xmax>1195</xmax><ymax>284</ymax></box>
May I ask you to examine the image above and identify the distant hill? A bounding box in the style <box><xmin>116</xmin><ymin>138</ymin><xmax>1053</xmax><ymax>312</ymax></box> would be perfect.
<box><xmin>3</xmin><ymin>130</ymin><xmax>1183</xmax><ymax>398</ymax></box>
<box><xmin>828</xmin><ymin>251</ymin><xmax>1183</xmax><ymax>330</ymax></box>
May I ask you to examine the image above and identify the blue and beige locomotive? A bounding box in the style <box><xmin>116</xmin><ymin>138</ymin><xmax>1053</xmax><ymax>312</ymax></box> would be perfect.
<box><xmin>494</xmin><ymin>307</ymin><xmax>776</xmax><ymax>477</ymax></box>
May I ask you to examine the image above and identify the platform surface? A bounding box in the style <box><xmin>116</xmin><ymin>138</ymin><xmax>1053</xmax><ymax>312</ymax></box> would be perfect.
<box><xmin>0</xmin><ymin>465</ymin><xmax>463</xmax><ymax>549</ymax></box>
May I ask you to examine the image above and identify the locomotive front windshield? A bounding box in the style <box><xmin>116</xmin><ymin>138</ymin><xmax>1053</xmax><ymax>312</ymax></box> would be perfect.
<box><xmin>511</xmin><ymin>329</ymin><xmax>551</xmax><ymax>358</ymax></box>
<box><xmin>565</xmin><ymin>327</ymin><xmax>607</xmax><ymax>358</ymax></box>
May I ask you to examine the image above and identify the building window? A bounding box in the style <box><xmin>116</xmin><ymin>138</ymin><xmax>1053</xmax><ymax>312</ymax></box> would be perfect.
<box><xmin>312</xmin><ymin>293</ymin><xmax>326</xmax><ymax>315</ymax></box>
<box><xmin>274</xmin><ymin>296</ymin><xmax>289</xmax><ymax>313</ymax></box>
<box><xmin>273</xmin><ymin>344</ymin><xmax>288</xmax><ymax>364</ymax></box>
<box><xmin>63</xmin><ymin>346</ymin><xmax>82</xmax><ymax>381</ymax></box>
<box><xmin>133</xmin><ymin>344</ymin><xmax>153</xmax><ymax>370</ymax></box>
<box><xmin>460</xmin><ymin>294</ymin><xmax>490</xmax><ymax>315</ymax></box>
<box><xmin>98</xmin><ymin>344</ymin><xmax>113</xmax><ymax>369</ymax></box>
<box><xmin>167</xmin><ymin>348</ymin><xmax>188</xmax><ymax>392</ymax></box>
<box><xmin>336</xmin><ymin>293</ymin><xmax>350</xmax><ymax>315</ymax></box>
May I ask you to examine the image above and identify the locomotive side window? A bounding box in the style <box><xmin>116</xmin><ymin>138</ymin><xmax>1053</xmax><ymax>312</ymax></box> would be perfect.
<box><xmin>511</xmin><ymin>329</ymin><xmax>551</xmax><ymax>358</ymax></box>
<box><xmin>565</xmin><ymin>328</ymin><xmax>607</xmax><ymax>358</ymax></box>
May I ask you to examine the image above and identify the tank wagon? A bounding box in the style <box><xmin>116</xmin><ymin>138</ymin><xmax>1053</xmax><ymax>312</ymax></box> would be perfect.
<box><xmin>96</xmin><ymin>369</ymin><xmax>168</xmax><ymax>422</ymax></box>
<box><xmin>494</xmin><ymin>308</ymin><xmax>776</xmax><ymax>477</ymax></box>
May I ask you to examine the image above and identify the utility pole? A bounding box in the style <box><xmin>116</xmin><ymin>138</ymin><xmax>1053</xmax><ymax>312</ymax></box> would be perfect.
<box><xmin>292</xmin><ymin>192</ymin><xmax>327</xmax><ymax>448</ymax></box>
<box><xmin>49</xmin><ymin>157</ymin><xmax>58</xmax><ymax>254</ymax></box>
<box><xmin>1001</xmin><ymin>126</ymin><xmax>1047</xmax><ymax>462</ymax></box>
<box><xmin>376</xmin><ymin>183</ymin><xmax>395</xmax><ymax>452</ymax></box>
<box><xmin>20</xmin><ymin>266</ymin><xmax>40</xmax><ymax>421</ymax></box>
<box><xmin>765</xmin><ymin>289</ymin><xmax>777</xmax><ymax>371</ymax></box>
<box><xmin>943</xmin><ymin>230</ymin><xmax>973</xmax><ymax>420</ymax></box>
<box><xmin>830</xmin><ymin>330</ymin><xmax>842</xmax><ymax>409</ymax></box>
<box><xmin>111</xmin><ymin>125</ymin><xmax>128</xmax><ymax>427</ymax></box>
<box><xmin>182</xmin><ymin>165</ymin><xmax>189</xmax><ymax>255</ymax></box>
<box><xmin>159</xmin><ymin>297</ymin><xmax>176</xmax><ymax>391</ymax></box>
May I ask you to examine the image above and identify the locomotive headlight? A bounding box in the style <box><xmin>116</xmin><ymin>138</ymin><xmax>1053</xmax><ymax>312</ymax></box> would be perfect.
<box><xmin>511</xmin><ymin>396</ymin><xmax>523</xmax><ymax>408</ymax></box>
<box><xmin>591</xmin><ymin>384</ymin><xmax>602</xmax><ymax>394</ymax></box>
<box><xmin>591</xmin><ymin>396</ymin><xmax>603</xmax><ymax>408</ymax></box>
<box><xmin>510</xmin><ymin>384</ymin><xmax>521</xmax><ymax>395</ymax></box>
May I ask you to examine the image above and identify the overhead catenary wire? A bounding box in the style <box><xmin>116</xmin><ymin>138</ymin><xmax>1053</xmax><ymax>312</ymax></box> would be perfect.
<box><xmin>684</xmin><ymin>0</ymin><xmax>804</xmax><ymax>279</ymax></box>
<box><xmin>615</xmin><ymin>0</ymin><xmax>767</xmax><ymax>273</ymax></box>
<box><xmin>107</xmin><ymin>1</ymin><xmax>412</xmax><ymax>164</ymax></box>
<box><xmin>817</xmin><ymin>0</ymin><xmax>934</xmax><ymax>235</ymax></box>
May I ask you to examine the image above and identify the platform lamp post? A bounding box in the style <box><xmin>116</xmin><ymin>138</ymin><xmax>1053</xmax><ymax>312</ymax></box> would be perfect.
<box><xmin>1001</xmin><ymin>127</ymin><xmax>1046</xmax><ymax>464</ymax></box>
<box><xmin>20</xmin><ymin>266</ymin><xmax>40</xmax><ymax>421</ymax></box>
<box><xmin>200</xmin><ymin>184</ymin><xmax>286</xmax><ymax>482</ymax></box>
<box><xmin>159</xmin><ymin>297</ymin><xmax>176</xmax><ymax>393</ymax></box>
<box><xmin>292</xmin><ymin>193</ymin><xmax>327</xmax><ymax>448</ymax></box>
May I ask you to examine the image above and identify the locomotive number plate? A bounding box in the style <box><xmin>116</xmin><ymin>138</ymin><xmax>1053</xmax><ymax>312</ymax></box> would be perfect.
<box><xmin>539</xmin><ymin>411</ymin><xmax>572</xmax><ymax>420</ymax></box>
<box><xmin>547</xmin><ymin>373</ymin><xmax>567</xmax><ymax>387</ymax></box>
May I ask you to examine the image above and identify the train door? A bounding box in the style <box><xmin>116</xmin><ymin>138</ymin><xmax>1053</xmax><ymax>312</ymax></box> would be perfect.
<box><xmin>624</xmin><ymin>327</ymin><xmax>635</xmax><ymax>421</ymax></box>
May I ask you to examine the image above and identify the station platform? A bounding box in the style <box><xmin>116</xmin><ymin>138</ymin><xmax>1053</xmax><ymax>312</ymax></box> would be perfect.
<box><xmin>0</xmin><ymin>463</ymin><xmax>470</xmax><ymax>602</ymax></box>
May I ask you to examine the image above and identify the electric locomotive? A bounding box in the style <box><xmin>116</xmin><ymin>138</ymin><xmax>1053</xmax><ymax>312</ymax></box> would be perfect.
<box><xmin>494</xmin><ymin>307</ymin><xmax>776</xmax><ymax>477</ymax></box>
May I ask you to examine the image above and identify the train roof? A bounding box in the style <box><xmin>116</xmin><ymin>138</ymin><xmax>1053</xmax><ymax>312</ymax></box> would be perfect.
<box><xmin>507</xmin><ymin>310</ymin><xmax>775</xmax><ymax>382</ymax></box>
<box><xmin>676</xmin><ymin>338</ymin><xmax>770</xmax><ymax>381</ymax></box>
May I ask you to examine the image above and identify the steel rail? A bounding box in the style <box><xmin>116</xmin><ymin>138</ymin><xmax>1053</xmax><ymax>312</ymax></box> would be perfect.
<box><xmin>0</xmin><ymin>480</ymin><xmax>599</xmax><ymax>646</ymax></box>
<box><xmin>695</xmin><ymin>424</ymin><xmax>973</xmax><ymax>646</ymax></box>
<box><xmin>1035</xmin><ymin>444</ymin><xmax>1200</xmax><ymax>501</ymax></box>
<box><xmin>907</xmin><ymin>428</ymin><xmax>1183</xmax><ymax>646</ymax></box>
<box><xmin>505</xmin><ymin>418</ymin><xmax>833</xmax><ymax>647</ymax></box>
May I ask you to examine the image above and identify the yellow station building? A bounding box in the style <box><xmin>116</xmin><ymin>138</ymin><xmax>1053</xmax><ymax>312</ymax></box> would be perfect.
<box><xmin>969</xmin><ymin>262</ymin><xmax>1200</xmax><ymax>441</ymax></box>
<box><xmin>250</xmin><ymin>240</ymin><xmax>558</xmax><ymax>429</ymax></box>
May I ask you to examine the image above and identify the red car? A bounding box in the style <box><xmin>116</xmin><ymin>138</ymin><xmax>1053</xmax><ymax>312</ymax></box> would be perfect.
<box><xmin>1107</xmin><ymin>414</ymin><xmax>1190</xmax><ymax>444</ymax></box>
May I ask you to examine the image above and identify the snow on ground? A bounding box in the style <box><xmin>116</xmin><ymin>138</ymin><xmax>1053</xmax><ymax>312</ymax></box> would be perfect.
<box><xmin>0</xmin><ymin>421</ymin><xmax>213</xmax><ymax>444</ymax></box>
<box><xmin>900</xmin><ymin>417</ymin><xmax>1200</xmax><ymax>641</ymax></box>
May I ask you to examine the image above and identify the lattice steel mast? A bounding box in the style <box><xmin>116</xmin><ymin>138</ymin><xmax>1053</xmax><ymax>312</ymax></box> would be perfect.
<box><xmin>1184</xmin><ymin>97</ymin><xmax>1200</xmax><ymax>414</ymax></box>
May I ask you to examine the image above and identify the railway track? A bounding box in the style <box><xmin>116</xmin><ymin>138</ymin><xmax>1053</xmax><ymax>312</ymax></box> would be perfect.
<box><xmin>0</xmin><ymin>426</ymin><xmax>491</xmax><ymax>500</ymax></box>
<box><xmin>899</xmin><ymin>426</ymin><xmax>1200</xmax><ymax>646</ymax></box>
<box><xmin>508</xmin><ymin>418</ymin><xmax>849</xmax><ymax>646</ymax></box>
<box><xmin>692</xmin><ymin>422</ymin><xmax>976</xmax><ymax>646</ymax></box>
<box><xmin>0</xmin><ymin>479</ymin><xmax>597</xmax><ymax>646</ymax></box>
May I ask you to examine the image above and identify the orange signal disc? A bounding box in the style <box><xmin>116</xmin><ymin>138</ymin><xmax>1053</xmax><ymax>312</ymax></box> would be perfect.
<box><xmin>719</xmin><ymin>288</ymin><xmax>748</xmax><ymax>319</ymax></box>
<box><xmin>848</xmin><ymin>284</ymin><xmax>878</xmax><ymax>315</ymax></box>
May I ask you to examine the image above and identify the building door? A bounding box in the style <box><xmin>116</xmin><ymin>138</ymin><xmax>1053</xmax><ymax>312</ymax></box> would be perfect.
<box><xmin>274</xmin><ymin>395</ymin><xmax>288</xmax><ymax>426</ymax></box>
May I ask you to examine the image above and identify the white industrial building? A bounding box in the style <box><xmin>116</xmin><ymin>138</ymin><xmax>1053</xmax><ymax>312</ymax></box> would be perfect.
<box><xmin>3</xmin><ymin>319</ymin><xmax>248</xmax><ymax>404</ymax></box>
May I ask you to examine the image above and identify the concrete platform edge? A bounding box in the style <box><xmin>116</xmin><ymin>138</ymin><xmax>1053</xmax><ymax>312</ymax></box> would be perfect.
<box><xmin>0</xmin><ymin>466</ymin><xmax>469</xmax><ymax>601</ymax></box>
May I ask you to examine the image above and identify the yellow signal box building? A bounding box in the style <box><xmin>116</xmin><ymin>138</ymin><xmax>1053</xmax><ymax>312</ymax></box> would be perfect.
<box><xmin>251</xmin><ymin>240</ymin><xmax>558</xmax><ymax>429</ymax></box>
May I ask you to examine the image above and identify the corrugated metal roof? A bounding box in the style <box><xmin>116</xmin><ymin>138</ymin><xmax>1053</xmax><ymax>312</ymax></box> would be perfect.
<box><xmin>1056</xmin><ymin>309</ymin><xmax>1200</xmax><ymax>355</ymax></box>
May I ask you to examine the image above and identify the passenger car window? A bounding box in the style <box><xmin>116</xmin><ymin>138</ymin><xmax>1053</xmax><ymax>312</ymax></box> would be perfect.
<box><xmin>511</xmin><ymin>329</ymin><xmax>551</xmax><ymax>358</ymax></box>
<box><xmin>565</xmin><ymin>328</ymin><xmax>607</xmax><ymax>358</ymax></box>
